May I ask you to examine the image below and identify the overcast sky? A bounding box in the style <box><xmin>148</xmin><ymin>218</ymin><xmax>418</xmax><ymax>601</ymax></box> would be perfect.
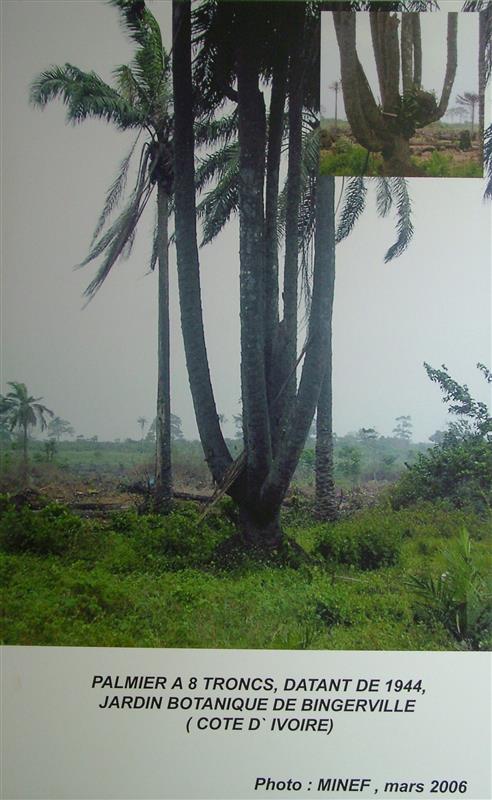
<box><xmin>1</xmin><ymin>0</ymin><xmax>491</xmax><ymax>445</ymax></box>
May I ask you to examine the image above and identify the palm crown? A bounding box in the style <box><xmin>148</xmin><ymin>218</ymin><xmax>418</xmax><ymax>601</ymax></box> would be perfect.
<box><xmin>30</xmin><ymin>0</ymin><xmax>173</xmax><ymax>299</ymax></box>
<box><xmin>0</xmin><ymin>382</ymin><xmax>54</xmax><ymax>435</ymax></box>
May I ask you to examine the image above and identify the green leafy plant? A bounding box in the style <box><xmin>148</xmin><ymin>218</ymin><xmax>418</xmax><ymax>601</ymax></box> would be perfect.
<box><xmin>391</xmin><ymin>364</ymin><xmax>492</xmax><ymax>512</ymax></box>
<box><xmin>0</xmin><ymin>500</ymin><xmax>88</xmax><ymax>556</ymax></box>
<box><xmin>314</xmin><ymin>510</ymin><xmax>401</xmax><ymax>570</ymax></box>
<box><xmin>407</xmin><ymin>530</ymin><xmax>491</xmax><ymax>648</ymax></box>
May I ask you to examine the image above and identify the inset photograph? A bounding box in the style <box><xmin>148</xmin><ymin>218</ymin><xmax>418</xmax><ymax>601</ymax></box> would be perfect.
<box><xmin>321</xmin><ymin>7</ymin><xmax>486</xmax><ymax>177</ymax></box>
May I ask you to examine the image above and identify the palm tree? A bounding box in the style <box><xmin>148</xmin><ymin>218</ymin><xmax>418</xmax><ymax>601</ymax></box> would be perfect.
<box><xmin>0</xmin><ymin>382</ymin><xmax>54</xmax><ymax>483</ymax></box>
<box><xmin>47</xmin><ymin>416</ymin><xmax>75</xmax><ymax>441</ymax></box>
<box><xmin>30</xmin><ymin>0</ymin><xmax>173</xmax><ymax>512</ymax></box>
<box><xmin>457</xmin><ymin>92</ymin><xmax>480</xmax><ymax>137</ymax></box>
<box><xmin>197</xmin><ymin>119</ymin><xmax>413</xmax><ymax>522</ymax></box>
<box><xmin>137</xmin><ymin>416</ymin><xmax>147</xmax><ymax>439</ymax></box>
<box><xmin>329</xmin><ymin>80</ymin><xmax>341</xmax><ymax>131</ymax></box>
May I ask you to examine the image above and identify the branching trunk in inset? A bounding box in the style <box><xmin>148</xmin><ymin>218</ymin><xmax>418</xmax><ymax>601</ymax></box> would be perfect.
<box><xmin>332</xmin><ymin>9</ymin><xmax>458</xmax><ymax>175</ymax></box>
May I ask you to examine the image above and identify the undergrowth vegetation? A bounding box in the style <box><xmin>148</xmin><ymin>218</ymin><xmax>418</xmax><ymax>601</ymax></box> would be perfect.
<box><xmin>320</xmin><ymin>137</ymin><xmax>482</xmax><ymax>178</ymax></box>
<box><xmin>2</xmin><ymin>494</ymin><xmax>490</xmax><ymax>651</ymax></box>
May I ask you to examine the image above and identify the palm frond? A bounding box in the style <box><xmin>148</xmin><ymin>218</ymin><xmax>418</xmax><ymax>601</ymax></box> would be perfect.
<box><xmin>121</xmin><ymin>225</ymin><xmax>137</xmax><ymax>260</ymax></box>
<box><xmin>196</xmin><ymin>157</ymin><xmax>239</xmax><ymax>246</ymax></box>
<box><xmin>30</xmin><ymin>64</ymin><xmax>141</xmax><ymax>129</ymax></box>
<box><xmin>149</xmin><ymin>210</ymin><xmax>160</xmax><ymax>272</ymax></box>
<box><xmin>109</xmin><ymin>1</ymin><xmax>168</xmax><ymax>106</ymax></box>
<box><xmin>375</xmin><ymin>177</ymin><xmax>393</xmax><ymax>218</ymax></box>
<box><xmin>194</xmin><ymin>112</ymin><xmax>239</xmax><ymax>148</ymax></box>
<box><xmin>383</xmin><ymin>178</ymin><xmax>413</xmax><ymax>262</ymax></box>
<box><xmin>32</xmin><ymin>403</ymin><xmax>54</xmax><ymax>429</ymax></box>
<box><xmin>278</xmin><ymin>123</ymin><xmax>320</xmax><ymax>251</ymax></box>
<box><xmin>109</xmin><ymin>0</ymin><xmax>164</xmax><ymax>61</ymax></box>
<box><xmin>335</xmin><ymin>177</ymin><xmax>367</xmax><ymax>244</ymax></box>
<box><xmin>91</xmin><ymin>135</ymin><xmax>141</xmax><ymax>244</ymax></box>
<box><xmin>195</xmin><ymin>141</ymin><xmax>239</xmax><ymax>193</ymax></box>
<box><xmin>80</xmin><ymin>146</ymin><xmax>154</xmax><ymax>298</ymax></box>
<box><xmin>82</xmin><ymin>181</ymin><xmax>153</xmax><ymax>299</ymax></box>
<box><xmin>113</xmin><ymin>64</ymin><xmax>143</xmax><ymax>106</ymax></box>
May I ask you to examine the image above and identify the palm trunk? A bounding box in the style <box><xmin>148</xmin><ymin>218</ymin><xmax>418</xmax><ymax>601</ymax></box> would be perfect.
<box><xmin>154</xmin><ymin>183</ymin><xmax>172</xmax><ymax>513</ymax></box>
<box><xmin>281</xmin><ymin>4</ymin><xmax>305</xmax><ymax>417</ymax></box>
<box><xmin>315</xmin><ymin>231</ymin><xmax>336</xmax><ymax>521</ymax></box>
<box><xmin>236</xmin><ymin>10</ymin><xmax>271</xmax><ymax>498</ymax></box>
<box><xmin>315</xmin><ymin>372</ymin><xmax>337</xmax><ymax>521</ymax></box>
<box><xmin>265</xmin><ymin>50</ymin><xmax>288</xmax><ymax>428</ymax></box>
<box><xmin>381</xmin><ymin>134</ymin><xmax>416</xmax><ymax>176</ymax></box>
<box><xmin>261</xmin><ymin>175</ymin><xmax>335</xmax><ymax>514</ymax></box>
<box><xmin>21</xmin><ymin>422</ymin><xmax>29</xmax><ymax>486</ymax></box>
<box><xmin>172</xmin><ymin>0</ymin><xmax>233</xmax><ymax>485</ymax></box>
<box><xmin>478</xmin><ymin>6</ymin><xmax>491</xmax><ymax>152</ymax></box>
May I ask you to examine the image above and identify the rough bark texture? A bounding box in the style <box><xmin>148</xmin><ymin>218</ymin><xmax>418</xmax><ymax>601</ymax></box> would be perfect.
<box><xmin>369</xmin><ymin>11</ymin><xmax>400</xmax><ymax>111</ymax></box>
<box><xmin>315</xmin><ymin>370</ymin><xmax>337</xmax><ymax>522</ymax></box>
<box><xmin>264</xmin><ymin>48</ymin><xmax>288</xmax><ymax>407</ymax></box>
<box><xmin>154</xmin><ymin>185</ymin><xmax>172</xmax><ymax>513</ymax></box>
<box><xmin>314</xmin><ymin>177</ymin><xmax>336</xmax><ymax>521</ymax></box>
<box><xmin>436</xmin><ymin>14</ymin><xmax>458</xmax><ymax>119</ymax></box>
<box><xmin>238</xmin><ymin>505</ymin><xmax>283</xmax><ymax>548</ymax></box>
<box><xmin>236</xmin><ymin>16</ymin><xmax>271</xmax><ymax>499</ymax></box>
<box><xmin>333</xmin><ymin>11</ymin><xmax>385</xmax><ymax>152</ymax></box>
<box><xmin>173</xmin><ymin>0</ymin><xmax>331</xmax><ymax>546</ymax></box>
<box><xmin>381</xmin><ymin>134</ymin><xmax>415</xmax><ymax>176</ymax></box>
<box><xmin>260</xmin><ymin>175</ymin><xmax>335</xmax><ymax>513</ymax></box>
<box><xmin>401</xmin><ymin>13</ymin><xmax>414</xmax><ymax>95</ymax></box>
<box><xmin>412</xmin><ymin>14</ymin><xmax>422</xmax><ymax>88</ymax></box>
<box><xmin>281</xmin><ymin>4</ymin><xmax>306</xmax><ymax>418</ymax></box>
<box><xmin>478</xmin><ymin>6</ymin><xmax>491</xmax><ymax>153</ymax></box>
<box><xmin>172</xmin><ymin>0</ymin><xmax>232</xmax><ymax>485</ymax></box>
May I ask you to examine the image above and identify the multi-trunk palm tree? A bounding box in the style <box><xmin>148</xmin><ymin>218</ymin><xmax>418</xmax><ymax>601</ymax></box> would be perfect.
<box><xmin>0</xmin><ymin>382</ymin><xmax>54</xmax><ymax>483</ymax></box>
<box><xmin>30</xmin><ymin>0</ymin><xmax>173</xmax><ymax>511</ymax></box>
<box><xmin>186</xmin><ymin>0</ymin><xmax>417</xmax><ymax>527</ymax></box>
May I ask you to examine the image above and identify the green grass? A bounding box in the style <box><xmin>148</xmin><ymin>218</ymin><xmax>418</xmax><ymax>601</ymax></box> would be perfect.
<box><xmin>320</xmin><ymin>140</ymin><xmax>482</xmax><ymax>178</ymax></box>
<box><xmin>2</xmin><ymin>498</ymin><xmax>489</xmax><ymax>651</ymax></box>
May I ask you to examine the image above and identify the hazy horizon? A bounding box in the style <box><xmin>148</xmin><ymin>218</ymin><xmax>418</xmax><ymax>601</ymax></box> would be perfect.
<box><xmin>1</xmin><ymin>0</ymin><xmax>491</xmax><ymax>449</ymax></box>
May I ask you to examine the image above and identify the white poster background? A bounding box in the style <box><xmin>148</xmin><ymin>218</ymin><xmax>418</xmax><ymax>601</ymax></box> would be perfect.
<box><xmin>2</xmin><ymin>4</ymin><xmax>491</xmax><ymax>800</ymax></box>
<box><xmin>2</xmin><ymin>646</ymin><xmax>491</xmax><ymax>800</ymax></box>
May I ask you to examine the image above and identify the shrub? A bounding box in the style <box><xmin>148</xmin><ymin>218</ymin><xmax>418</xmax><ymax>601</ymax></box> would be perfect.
<box><xmin>407</xmin><ymin>530</ymin><xmax>491</xmax><ymax>649</ymax></box>
<box><xmin>0</xmin><ymin>501</ymin><xmax>90</xmax><ymax>556</ymax></box>
<box><xmin>60</xmin><ymin>570</ymin><xmax>132</xmax><ymax>622</ymax></box>
<box><xmin>459</xmin><ymin>129</ymin><xmax>471</xmax><ymax>150</ymax></box>
<box><xmin>421</xmin><ymin>150</ymin><xmax>452</xmax><ymax>177</ymax></box>
<box><xmin>314</xmin><ymin>510</ymin><xmax>401</xmax><ymax>570</ymax></box>
<box><xmin>390</xmin><ymin>438</ymin><xmax>492</xmax><ymax>512</ymax></box>
<box><xmin>130</xmin><ymin>505</ymin><xmax>234</xmax><ymax>570</ymax></box>
<box><xmin>320</xmin><ymin>139</ymin><xmax>383</xmax><ymax>176</ymax></box>
<box><xmin>391</xmin><ymin>363</ymin><xmax>492</xmax><ymax>513</ymax></box>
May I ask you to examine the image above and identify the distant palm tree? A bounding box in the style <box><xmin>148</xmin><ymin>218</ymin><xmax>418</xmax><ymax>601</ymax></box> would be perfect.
<box><xmin>48</xmin><ymin>416</ymin><xmax>75</xmax><ymax>441</ymax></box>
<box><xmin>0</xmin><ymin>382</ymin><xmax>54</xmax><ymax>482</ymax></box>
<box><xmin>329</xmin><ymin>80</ymin><xmax>341</xmax><ymax>130</ymax></box>
<box><xmin>137</xmin><ymin>416</ymin><xmax>147</xmax><ymax>438</ymax></box>
<box><xmin>30</xmin><ymin>0</ymin><xmax>173</xmax><ymax>512</ymax></box>
<box><xmin>457</xmin><ymin>92</ymin><xmax>480</xmax><ymax>137</ymax></box>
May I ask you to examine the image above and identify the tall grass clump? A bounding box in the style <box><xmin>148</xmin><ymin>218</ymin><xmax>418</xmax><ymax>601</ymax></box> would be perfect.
<box><xmin>407</xmin><ymin>530</ymin><xmax>491</xmax><ymax>649</ymax></box>
<box><xmin>314</xmin><ymin>509</ymin><xmax>402</xmax><ymax>570</ymax></box>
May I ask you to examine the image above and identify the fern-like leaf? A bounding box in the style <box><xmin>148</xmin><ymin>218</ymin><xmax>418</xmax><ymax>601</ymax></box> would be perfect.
<box><xmin>91</xmin><ymin>135</ymin><xmax>141</xmax><ymax>245</ymax></box>
<box><xmin>384</xmin><ymin>178</ymin><xmax>413</xmax><ymax>262</ymax></box>
<box><xmin>30</xmin><ymin>64</ymin><xmax>141</xmax><ymax>129</ymax></box>
<box><xmin>336</xmin><ymin>177</ymin><xmax>367</xmax><ymax>243</ymax></box>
